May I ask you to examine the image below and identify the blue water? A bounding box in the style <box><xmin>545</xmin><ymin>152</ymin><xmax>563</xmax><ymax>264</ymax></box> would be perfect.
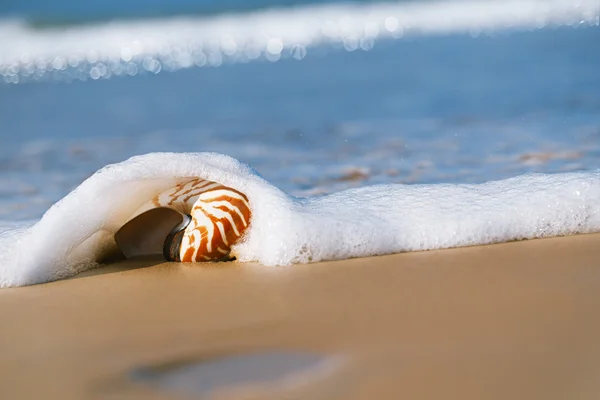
<box><xmin>1</xmin><ymin>0</ymin><xmax>393</xmax><ymax>23</ymax></box>
<box><xmin>0</xmin><ymin>0</ymin><xmax>599</xmax><ymax>220</ymax></box>
<box><xmin>1</xmin><ymin>0</ymin><xmax>388</xmax><ymax>18</ymax></box>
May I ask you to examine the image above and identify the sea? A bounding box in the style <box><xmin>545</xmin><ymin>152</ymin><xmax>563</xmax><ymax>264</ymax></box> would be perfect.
<box><xmin>0</xmin><ymin>0</ymin><xmax>600</xmax><ymax>286</ymax></box>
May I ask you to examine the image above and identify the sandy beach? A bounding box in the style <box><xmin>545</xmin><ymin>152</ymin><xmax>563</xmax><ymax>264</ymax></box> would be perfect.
<box><xmin>1</xmin><ymin>233</ymin><xmax>599</xmax><ymax>399</ymax></box>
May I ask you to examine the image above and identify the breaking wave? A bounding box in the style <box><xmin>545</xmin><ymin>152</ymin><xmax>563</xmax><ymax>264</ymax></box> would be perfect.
<box><xmin>1</xmin><ymin>0</ymin><xmax>598</xmax><ymax>83</ymax></box>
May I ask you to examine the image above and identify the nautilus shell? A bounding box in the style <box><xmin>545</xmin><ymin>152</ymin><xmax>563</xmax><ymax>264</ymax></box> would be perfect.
<box><xmin>165</xmin><ymin>184</ymin><xmax>251</xmax><ymax>262</ymax></box>
<box><xmin>120</xmin><ymin>178</ymin><xmax>251</xmax><ymax>263</ymax></box>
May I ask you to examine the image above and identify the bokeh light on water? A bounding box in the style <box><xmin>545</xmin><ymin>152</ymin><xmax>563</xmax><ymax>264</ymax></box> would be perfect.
<box><xmin>0</xmin><ymin>0</ymin><xmax>598</xmax><ymax>83</ymax></box>
<box><xmin>0</xmin><ymin>0</ymin><xmax>599</xmax><ymax>220</ymax></box>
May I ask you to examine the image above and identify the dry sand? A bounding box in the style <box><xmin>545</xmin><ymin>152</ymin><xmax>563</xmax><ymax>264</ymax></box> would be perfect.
<box><xmin>1</xmin><ymin>234</ymin><xmax>600</xmax><ymax>399</ymax></box>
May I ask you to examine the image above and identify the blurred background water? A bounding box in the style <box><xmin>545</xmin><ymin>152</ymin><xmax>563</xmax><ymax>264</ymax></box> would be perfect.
<box><xmin>0</xmin><ymin>0</ymin><xmax>599</xmax><ymax>220</ymax></box>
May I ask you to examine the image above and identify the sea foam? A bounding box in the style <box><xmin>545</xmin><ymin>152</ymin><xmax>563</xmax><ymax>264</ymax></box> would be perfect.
<box><xmin>0</xmin><ymin>152</ymin><xmax>599</xmax><ymax>287</ymax></box>
<box><xmin>1</xmin><ymin>0</ymin><xmax>598</xmax><ymax>83</ymax></box>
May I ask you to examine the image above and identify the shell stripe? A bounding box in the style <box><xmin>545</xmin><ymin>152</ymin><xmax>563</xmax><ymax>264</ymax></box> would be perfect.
<box><xmin>184</xmin><ymin>188</ymin><xmax>250</xmax><ymax>261</ymax></box>
<box><xmin>148</xmin><ymin>178</ymin><xmax>251</xmax><ymax>262</ymax></box>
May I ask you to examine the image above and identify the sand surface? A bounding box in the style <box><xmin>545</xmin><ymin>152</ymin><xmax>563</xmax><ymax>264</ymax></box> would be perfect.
<box><xmin>1</xmin><ymin>234</ymin><xmax>600</xmax><ymax>399</ymax></box>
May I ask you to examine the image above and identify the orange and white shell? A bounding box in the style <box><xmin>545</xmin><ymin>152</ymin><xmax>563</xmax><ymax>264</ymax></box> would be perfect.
<box><xmin>143</xmin><ymin>178</ymin><xmax>251</xmax><ymax>262</ymax></box>
<box><xmin>178</xmin><ymin>184</ymin><xmax>251</xmax><ymax>261</ymax></box>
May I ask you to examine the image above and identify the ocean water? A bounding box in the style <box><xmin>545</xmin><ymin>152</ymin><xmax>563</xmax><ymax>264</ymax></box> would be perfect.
<box><xmin>0</xmin><ymin>0</ymin><xmax>599</xmax><ymax>286</ymax></box>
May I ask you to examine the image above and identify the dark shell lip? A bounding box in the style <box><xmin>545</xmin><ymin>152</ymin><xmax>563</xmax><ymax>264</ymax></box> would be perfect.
<box><xmin>163</xmin><ymin>214</ymin><xmax>192</xmax><ymax>262</ymax></box>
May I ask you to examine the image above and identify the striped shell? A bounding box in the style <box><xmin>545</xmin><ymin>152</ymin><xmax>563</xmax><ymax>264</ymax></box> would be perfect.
<box><xmin>179</xmin><ymin>185</ymin><xmax>250</xmax><ymax>262</ymax></box>
<box><xmin>147</xmin><ymin>178</ymin><xmax>251</xmax><ymax>262</ymax></box>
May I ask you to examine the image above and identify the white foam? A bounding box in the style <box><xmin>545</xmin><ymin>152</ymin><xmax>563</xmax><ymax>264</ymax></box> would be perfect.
<box><xmin>1</xmin><ymin>152</ymin><xmax>599</xmax><ymax>287</ymax></box>
<box><xmin>1</xmin><ymin>0</ymin><xmax>598</xmax><ymax>82</ymax></box>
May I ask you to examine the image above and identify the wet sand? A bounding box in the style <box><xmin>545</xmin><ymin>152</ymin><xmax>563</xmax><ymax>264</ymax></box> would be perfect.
<box><xmin>1</xmin><ymin>233</ymin><xmax>600</xmax><ymax>399</ymax></box>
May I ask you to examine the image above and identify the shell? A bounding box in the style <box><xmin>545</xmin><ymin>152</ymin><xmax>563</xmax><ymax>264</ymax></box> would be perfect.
<box><xmin>151</xmin><ymin>178</ymin><xmax>251</xmax><ymax>262</ymax></box>
<box><xmin>162</xmin><ymin>214</ymin><xmax>192</xmax><ymax>262</ymax></box>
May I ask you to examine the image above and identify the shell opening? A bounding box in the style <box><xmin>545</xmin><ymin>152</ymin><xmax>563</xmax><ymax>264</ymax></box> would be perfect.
<box><xmin>114</xmin><ymin>207</ymin><xmax>187</xmax><ymax>261</ymax></box>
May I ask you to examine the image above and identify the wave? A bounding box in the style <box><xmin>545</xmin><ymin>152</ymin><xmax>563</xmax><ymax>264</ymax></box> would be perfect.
<box><xmin>1</xmin><ymin>152</ymin><xmax>599</xmax><ymax>287</ymax></box>
<box><xmin>1</xmin><ymin>0</ymin><xmax>598</xmax><ymax>83</ymax></box>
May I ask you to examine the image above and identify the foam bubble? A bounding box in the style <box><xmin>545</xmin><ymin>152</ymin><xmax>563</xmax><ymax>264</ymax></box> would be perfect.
<box><xmin>0</xmin><ymin>152</ymin><xmax>599</xmax><ymax>287</ymax></box>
